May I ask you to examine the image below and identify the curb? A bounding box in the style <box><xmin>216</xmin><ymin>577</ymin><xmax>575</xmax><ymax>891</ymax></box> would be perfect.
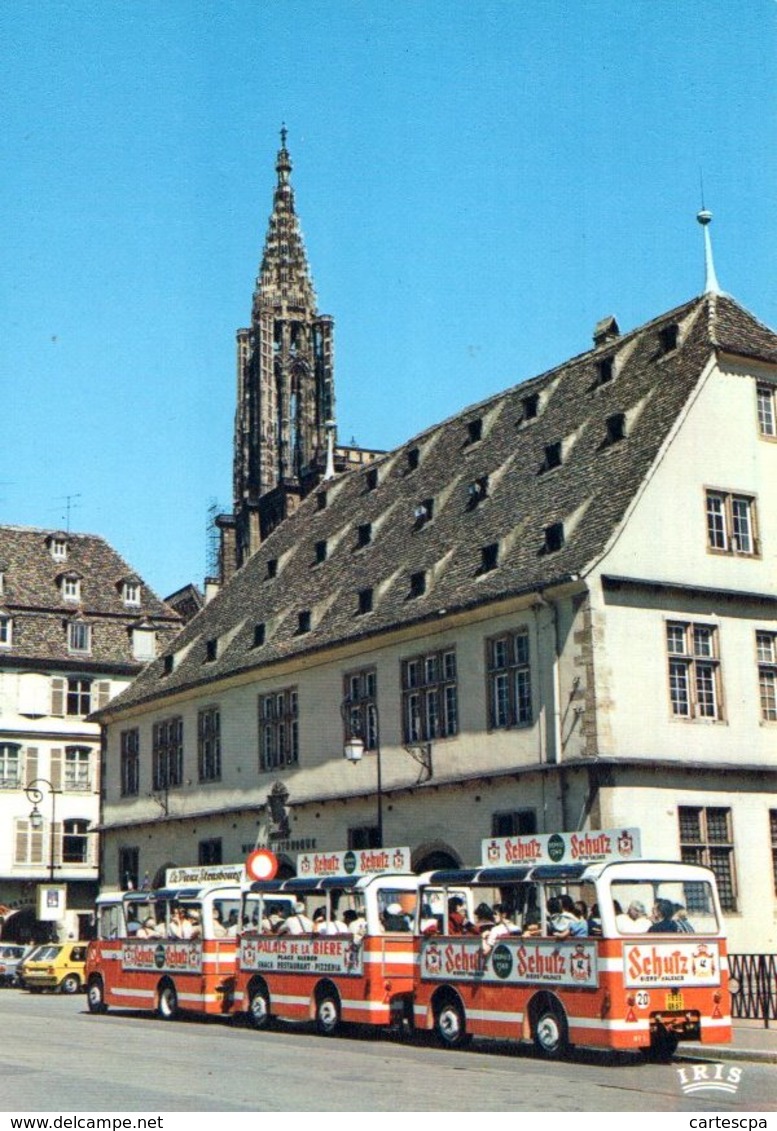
<box><xmin>680</xmin><ymin>1045</ymin><xmax>777</xmax><ymax>1066</ymax></box>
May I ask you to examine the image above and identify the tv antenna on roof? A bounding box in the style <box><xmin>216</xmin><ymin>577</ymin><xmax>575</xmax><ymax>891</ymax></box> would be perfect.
<box><xmin>56</xmin><ymin>493</ymin><xmax>82</xmax><ymax>532</ymax></box>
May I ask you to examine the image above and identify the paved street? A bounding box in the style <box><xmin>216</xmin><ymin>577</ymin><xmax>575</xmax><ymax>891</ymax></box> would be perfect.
<box><xmin>0</xmin><ymin>990</ymin><xmax>773</xmax><ymax>1113</ymax></box>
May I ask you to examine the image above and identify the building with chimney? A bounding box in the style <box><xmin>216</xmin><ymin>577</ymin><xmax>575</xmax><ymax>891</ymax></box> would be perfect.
<box><xmin>0</xmin><ymin>526</ymin><xmax>180</xmax><ymax>939</ymax></box>
<box><xmin>94</xmin><ymin>170</ymin><xmax>777</xmax><ymax>950</ymax></box>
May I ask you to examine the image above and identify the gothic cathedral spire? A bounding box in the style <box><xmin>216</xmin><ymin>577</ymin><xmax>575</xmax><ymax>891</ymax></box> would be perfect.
<box><xmin>229</xmin><ymin>130</ymin><xmax>335</xmax><ymax>574</ymax></box>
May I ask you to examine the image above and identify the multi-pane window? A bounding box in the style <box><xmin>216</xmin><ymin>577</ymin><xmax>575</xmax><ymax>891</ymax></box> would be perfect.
<box><xmin>757</xmin><ymin>384</ymin><xmax>776</xmax><ymax>438</ymax></box>
<box><xmin>67</xmin><ymin>621</ymin><xmax>91</xmax><ymax>654</ymax></box>
<box><xmin>757</xmin><ymin>631</ymin><xmax>777</xmax><ymax>722</ymax></box>
<box><xmin>120</xmin><ymin>729</ymin><xmax>140</xmax><ymax>796</ymax></box>
<box><xmin>492</xmin><ymin>810</ymin><xmax>537</xmax><ymax>837</ymax></box>
<box><xmin>0</xmin><ymin>743</ymin><xmax>21</xmax><ymax>788</ymax></box>
<box><xmin>678</xmin><ymin>806</ymin><xmax>737</xmax><ymax>911</ymax></box>
<box><xmin>50</xmin><ymin>538</ymin><xmax>67</xmax><ymax>562</ymax></box>
<box><xmin>706</xmin><ymin>490</ymin><xmax>758</xmax><ymax>556</ymax></box>
<box><xmin>152</xmin><ymin>716</ymin><xmax>183</xmax><ymax>790</ymax></box>
<box><xmin>123</xmin><ymin>581</ymin><xmax>141</xmax><ymax>606</ymax></box>
<box><xmin>667</xmin><ymin>622</ymin><xmax>722</xmax><ymax>720</ymax></box>
<box><xmin>64</xmin><ymin>746</ymin><xmax>91</xmax><ymax>791</ymax></box>
<box><xmin>198</xmin><ymin>708</ymin><xmax>221</xmax><ymax>782</ymax></box>
<box><xmin>343</xmin><ymin>668</ymin><xmax>378</xmax><ymax>751</ymax></box>
<box><xmin>66</xmin><ymin>678</ymin><xmax>92</xmax><ymax>717</ymax></box>
<box><xmin>259</xmin><ymin>689</ymin><xmax>298</xmax><ymax>771</ymax></box>
<box><xmin>0</xmin><ymin>615</ymin><xmax>12</xmax><ymax>646</ymax></box>
<box><xmin>61</xmin><ymin>575</ymin><xmax>81</xmax><ymax>601</ymax></box>
<box><xmin>487</xmin><ymin>630</ymin><xmax>533</xmax><ymax>729</ymax></box>
<box><xmin>401</xmin><ymin>649</ymin><xmax>458</xmax><ymax>743</ymax></box>
<box><xmin>62</xmin><ymin>818</ymin><xmax>90</xmax><ymax>864</ymax></box>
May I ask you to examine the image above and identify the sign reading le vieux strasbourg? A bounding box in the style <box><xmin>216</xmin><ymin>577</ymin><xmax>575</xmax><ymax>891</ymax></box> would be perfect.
<box><xmin>481</xmin><ymin>828</ymin><xmax>642</xmax><ymax>868</ymax></box>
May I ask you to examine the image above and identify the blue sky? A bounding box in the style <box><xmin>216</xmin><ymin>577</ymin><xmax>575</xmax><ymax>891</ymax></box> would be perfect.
<box><xmin>2</xmin><ymin>0</ymin><xmax>776</xmax><ymax>598</ymax></box>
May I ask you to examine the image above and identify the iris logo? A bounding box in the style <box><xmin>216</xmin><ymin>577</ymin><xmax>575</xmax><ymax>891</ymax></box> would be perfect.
<box><xmin>676</xmin><ymin>1064</ymin><xmax>742</xmax><ymax>1096</ymax></box>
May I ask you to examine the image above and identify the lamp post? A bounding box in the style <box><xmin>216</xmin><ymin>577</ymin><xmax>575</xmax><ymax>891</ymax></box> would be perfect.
<box><xmin>342</xmin><ymin>695</ymin><xmax>383</xmax><ymax>849</ymax></box>
<box><xmin>25</xmin><ymin>777</ymin><xmax>61</xmax><ymax>881</ymax></box>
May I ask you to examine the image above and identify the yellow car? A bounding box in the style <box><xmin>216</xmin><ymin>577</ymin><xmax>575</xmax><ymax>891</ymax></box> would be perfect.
<box><xmin>20</xmin><ymin>941</ymin><xmax>88</xmax><ymax>994</ymax></box>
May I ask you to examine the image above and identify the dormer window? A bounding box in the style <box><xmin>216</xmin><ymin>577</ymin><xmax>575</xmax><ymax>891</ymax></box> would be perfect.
<box><xmin>0</xmin><ymin>614</ymin><xmax>12</xmax><ymax>647</ymax></box>
<box><xmin>409</xmin><ymin>571</ymin><xmax>427</xmax><ymax>598</ymax></box>
<box><xmin>597</xmin><ymin>357</ymin><xmax>614</xmax><ymax>385</ymax></box>
<box><xmin>543</xmin><ymin>442</ymin><xmax>562</xmax><ymax>471</ymax></box>
<box><xmin>521</xmin><ymin>393</ymin><xmax>539</xmax><ymax>423</ymax></box>
<box><xmin>122</xmin><ymin>580</ymin><xmax>141</xmax><ymax>606</ymax></box>
<box><xmin>61</xmin><ymin>574</ymin><xmax>81</xmax><ymax>602</ymax></box>
<box><xmin>659</xmin><ymin>323</ymin><xmax>679</xmax><ymax>354</ymax></box>
<box><xmin>605</xmin><ymin>412</ymin><xmax>626</xmax><ymax>444</ymax></box>
<box><xmin>544</xmin><ymin>522</ymin><xmax>565</xmax><ymax>553</ymax></box>
<box><xmin>50</xmin><ymin>536</ymin><xmax>68</xmax><ymax>562</ymax></box>
<box><xmin>478</xmin><ymin>543</ymin><xmax>499</xmax><ymax>574</ymax></box>
<box><xmin>67</xmin><ymin>620</ymin><xmax>91</xmax><ymax>654</ymax></box>
<box><xmin>466</xmin><ymin>418</ymin><xmax>483</xmax><ymax>445</ymax></box>
<box><xmin>467</xmin><ymin>476</ymin><xmax>489</xmax><ymax>508</ymax></box>
<box><xmin>414</xmin><ymin>498</ymin><xmax>434</xmax><ymax>527</ymax></box>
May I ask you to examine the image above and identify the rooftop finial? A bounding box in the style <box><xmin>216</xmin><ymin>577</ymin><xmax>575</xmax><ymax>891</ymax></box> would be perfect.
<box><xmin>280</xmin><ymin>123</ymin><xmax>288</xmax><ymax>149</ymax></box>
<box><xmin>696</xmin><ymin>207</ymin><xmax>721</xmax><ymax>296</ymax></box>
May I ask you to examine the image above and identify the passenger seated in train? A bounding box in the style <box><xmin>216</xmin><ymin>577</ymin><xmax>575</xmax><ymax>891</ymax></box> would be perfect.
<box><xmin>447</xmin><ymin>896</ymin><xmax>477</xmax><ymax>935</ymax></box>
<box><xmin>381</xmin><ymin>903</ymin><xmax>412</xmax><ymax>932</ymax></box>
<box><xmin>342</xmin><ymin>908</ymin><xmax>368</xmax><ymax>940</ymax></box>
<box><xmin>276</xmin><ymin>901</ymin><xmax>313</xmax><ymax>935</ymax></box>
<box><xmin>547</xmin><ymin>895</ymin><xmax>588</xmax><ymax>938</ymax></box>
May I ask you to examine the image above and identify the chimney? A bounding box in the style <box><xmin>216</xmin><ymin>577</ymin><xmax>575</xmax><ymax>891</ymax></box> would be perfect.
<box><xmin>593</xmin><ymin>315</ymin><xmax>620</xmax><ymax>348</ymax></box>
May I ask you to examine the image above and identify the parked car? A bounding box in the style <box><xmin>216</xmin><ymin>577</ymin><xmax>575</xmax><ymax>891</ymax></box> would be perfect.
<box><xmin>0</xmin><ymin>944</ymin><xmax>34</xmax><ymax>987</ymax></box>
<box><xmin>20</xmin><ymin>941</ymin><xmax>88</xmax><ymax>994</ymax></box>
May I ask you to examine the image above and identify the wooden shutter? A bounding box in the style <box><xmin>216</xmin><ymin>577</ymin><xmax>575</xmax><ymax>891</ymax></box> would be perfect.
<box><xmin>91</xmin><ymin>747</ymin><xmax>101</xmax><ymax>794</ymax></box>
<box><xmin>15</xmin><ymin>819</ymin><xmax>29</xmax><ymax>864</ymax></box>
<box><xmin>24</xmin><ymin>747</ymin><xmax>39</xmax><ymax>787</ymax></box>
<box><xmin>95</xmin><ymin>681</ymin><xmax>111</xmax><ymax>710</ymax></box>
<box><xmin>49</xmin><ymin>748</ymin><xmax>63</xmax><ymax>791</ymax></box>
<box><xmin>51</xmin><ymin>677</ymin><xmax>66</xmax><ymax>717</ymax></box>
<box><xmin>51</xmin><ymin>820</ymin><xmax>63</xmax><ymax>867</ymax></box>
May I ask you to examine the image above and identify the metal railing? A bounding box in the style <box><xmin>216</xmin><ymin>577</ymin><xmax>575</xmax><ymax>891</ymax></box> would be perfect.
<box><xmin>728</xmin><ymin>953</ymin><xmax>777</xmax><ymax>1027</ymax></box>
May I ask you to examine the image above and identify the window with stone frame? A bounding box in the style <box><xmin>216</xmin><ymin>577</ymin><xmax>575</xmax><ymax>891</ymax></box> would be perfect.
<box><xmin>0</xmin><ymin>614</ymin><xmax>12</xmax><ymax>647</ymax></box>
<box><xmin>198</xmin><ymin>707</ymin><xmax>221</xmax><ymax>782</ymax></box>
<box><xmin>62</xmin><ymin>818</ymin><xmax>90</xmax><ymax>864</ymax></box>
<box><xmin>706</xmin><ymin>490</ymin><xmax>759</xmax><ymax>556</ymax></box>
<box><xmin>757</xmin><ymin>383</ymin><xmax>777</xmax><ymax>439</ymax></box>
<box><xmin>152</xmin><ymin>716</ymin><xmax>183</xmax><ymax>791</ymax></box>
<box><xmin>67</xmin><ymin>620</ymin><xmax>91</xmax><ymax>654</ymax></box>
<box><xmin>120</xmin><ymin>728</ymin><xmax>140</xmax><ymax>796</ymax></box>
<box><xmin>401</xmin><ymin>649</ymin><xmax>458</xmax><ymax>743</ymax></box>
<box><xmin>343</xmin><ymin>668</ymin><xmax>378</xmax><ymax>751</ymax></box>
<box><xmin>118</xmin><ymin>846</ymin><xmax>139</xmax><ymax>891</ymax></box>
<box><xmin>64</xmin><ymin>746</ymin><xmax>91</xmax><ymax>792</ymax></box>
<box><xmin>0</xmin><ymin>743</ymin><xmax>22</xmax><ymax>788</ymax></box>
<box><xmin>666</xmin><ymin>621</ymin><xmax>723</xmax><ymax>720</ymax></box>
<box><xmin>756</xmin><ymin>631</ymin><xmax>777</xmax><ymax>722</ymax></box>
<box><xmin>486</xmin><ymin>629</ymin><xmax>533</xmax><ymax>729</ymax></box>
<box><xmin>66</xmin><ymin>678</ymin><xmax>92</xmax><ymax>717</ymax></box>
<box><xmin>678</xmin><ymin>806</ymin><xmax>737</xmax><ymax>912</ymax></box>
<box><xmin>258</xmin><ymin>688</ymin><xmax>298</xmax><ymax>772</ymax></box>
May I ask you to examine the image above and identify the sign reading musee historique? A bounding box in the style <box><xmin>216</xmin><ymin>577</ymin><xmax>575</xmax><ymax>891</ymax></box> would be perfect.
<box><xmin>296</xmin><ymin>847</ymin><xmax>412</xmax><ymax>877</ymax></box>
<box><xmin>480</xmin><ymin>828</ymin><xmax>641</xmax><ymax>868</ymax></box>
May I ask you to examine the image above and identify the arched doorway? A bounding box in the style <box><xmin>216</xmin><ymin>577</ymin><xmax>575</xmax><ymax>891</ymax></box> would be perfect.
<box><xmin>412</xmin><ymin>843</ymin><xmax>461</xmax><ymax>873</ymax></box>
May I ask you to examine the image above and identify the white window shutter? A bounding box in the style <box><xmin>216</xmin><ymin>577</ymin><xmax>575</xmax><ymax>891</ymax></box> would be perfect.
<box><xmin>24</xmin><ymin>747</ymin><xmax>39</xmax><ymax>787</ymax></box>
<box><xmin>51</xmin><ymin>677</ymin><xmax>66</xmax><ymax>717</ymax></box>
<box><xmin>49</xmin><ymin>748</ymin><xmax>63</xmax><ymax>791</ymax></box>
<box><xmin>95</xmin><ymin>681</ymin><xmax>111</xmax><ymax>709</ymax></box>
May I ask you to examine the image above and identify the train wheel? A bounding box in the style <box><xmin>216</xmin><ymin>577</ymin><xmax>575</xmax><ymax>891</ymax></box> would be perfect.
<box><xmin>435</xmin><ymin>997</ymin><xmax>468</xmax><ymax>1049</ymax></box>
<box><xmin>157</xmin><ymin>980</ymin><xmax>179</xmax><ymax>1021</ymax></box>
<box><xmin>315</xmin><ymin>992</ymin><xmax>341</xmax><ymax>1036</ymax></box>
<box><xmin>87</xmin><ymin>977</ymin><xmax>108</xmax><ymax>1014</ymax></box>
<box><xmin>248</xmin><ymin>983</ymin><xmax>272</xmax><ymax>1030</ymax></box>
<box><xmin>533</xmin><ymin>1001</ymin><xmax>569</xmax><ymax>1059</ymax></box>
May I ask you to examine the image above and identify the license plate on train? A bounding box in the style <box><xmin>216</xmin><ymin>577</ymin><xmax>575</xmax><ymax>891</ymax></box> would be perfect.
<box><xmin>666</xmin><ymin>991</ymin><xmax>684</xmax><ymax>1010</ymax></box>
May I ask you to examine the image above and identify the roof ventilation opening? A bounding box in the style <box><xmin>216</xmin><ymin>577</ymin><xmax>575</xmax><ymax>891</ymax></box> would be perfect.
<box><xmin>543</xmin><ymin>442</ymin><xmax>562</xmax><ymax>471</ymax></box>
<box><xmin>266</xmin><ymin>558</ymin><xmax>278</xmax><ymax>579</ymax></box>
<box><xmin>357</xmin><ymin>587</ymin><xmax>373</xmax><ymax>615</ymax></box>
<box><xmin>543</xmin><ymin>522</ymin><xmax>565</xmax><ymax>554</ymax></box>
<box><xmin>406</xmin><ymin>447</ymin><xmax>420</xmax><ymax>472</ymax></box>
<box><xmin>365</xmin><ymin>467</ymin><xmax>378</xmax><ymax>492</ymax></box>
<box><xmin>596</xmin><ymin>356</ymin><xmax>614</xmax><ymax>385</ymax></box>
<box><xmin>357</xmin><ymin>522</ymin><xmax>372</xmax><ymax>548</ymax></box>
<box><xmin>413</xmin><ymin>499</ymin><xmax>434</xmax><ymax>527</ymax></box>
<box><xmin>520</xmin><ymin>392</ymin><xmax>540</xmax><ymax>424</ymax></box>
<box><xmin>593</xmin><ymin>315</ymin><xmax>620</xmax><ymax>348</ymax></box>
<box><xmin>466</xmin><ymin>418</ymin><xmax>483</xmax><ymax>445</ymax></box>
<box><xmin>297</xmin><ymin>610</ymin><xmax>312</xmax><ymax>635</ymax></box>
<box><xmin>205</xmin><ymin>639</ymin><xmax>218</xmax><ymax>662</ymax></box>
<box><xmin>315</xmin><ymin>539</ymin><xmax>327</xmax><ymax>564</ymax></box>
<box><xmin>478</xmin><ymin>543</ymin><xmax>499</xmax><ymax>575</ymax></box>
<box><xmin>467</xmin><ymin>476</ymin><xmax>489</xmax><ymax>508</ymax></box>
<box><xmin>409</xmin><ymin>570</ymin><xmax>427</xmax><ymax>598</ymax></box>
<box><xmin>605</xmin><ymin>412</ymin><xmax>627</xmax><ymax>445</ymax></box>
<box><xmin>253</xmin><ymin>623</ymin><xmax>266</xmax><ymax>648</ymax></box>
<box><xmin>163</xmin><ymin>655</ymin><xmax>174</xmax><ymax>676</ymax></box>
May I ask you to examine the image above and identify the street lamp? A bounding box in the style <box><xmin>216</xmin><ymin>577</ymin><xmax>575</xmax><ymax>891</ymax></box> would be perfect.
<box><xmin>25</xmin><ymin>777</ymin><xmax>61</xmax><ymax>881</ymax></box>
<box><xmin>341</xmin><ymin>695</ymin><xmax>383</xmax><ymax>849</ymax></box>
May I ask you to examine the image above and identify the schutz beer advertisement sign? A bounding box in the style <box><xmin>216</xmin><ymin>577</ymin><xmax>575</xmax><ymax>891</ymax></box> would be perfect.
<box><xmin>421</xmin><ymin>937</ymin><xmax>598</xmax><ymax>988</ymax></box>
<box><xmin>481</xmin><ymin>827</ymin><xmax>641</xmax><ymax>868</ymax></box>
<box><xmin>624</xmin><ymin>941</ymin><xmax>721</xmax><ymax>988</ymax></box>
<box><xmin>240</xmin><ymin>934</ymin><xmax>364</xmax><ymax>977</ymax></box>
<box><xmin>122</xmin><ymin>940</ymin><xmax>203</xmax><ymax>975</ymax></box>
<box><xmin>296</xmin><ymin>846</ymin><xmax>411</xmax><ymax>877</ymax></box>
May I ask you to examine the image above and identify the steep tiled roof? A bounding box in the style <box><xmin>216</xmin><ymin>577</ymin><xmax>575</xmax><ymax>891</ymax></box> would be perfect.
<box><xmin>0</xmin><ymin>526</ymin><xmax>180</xmax><ymax>668</ymax></box>
<box><xmin>105</xmin><ymin>293</ymin><xmax>777</xmax><ymax>713</ymax></box>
